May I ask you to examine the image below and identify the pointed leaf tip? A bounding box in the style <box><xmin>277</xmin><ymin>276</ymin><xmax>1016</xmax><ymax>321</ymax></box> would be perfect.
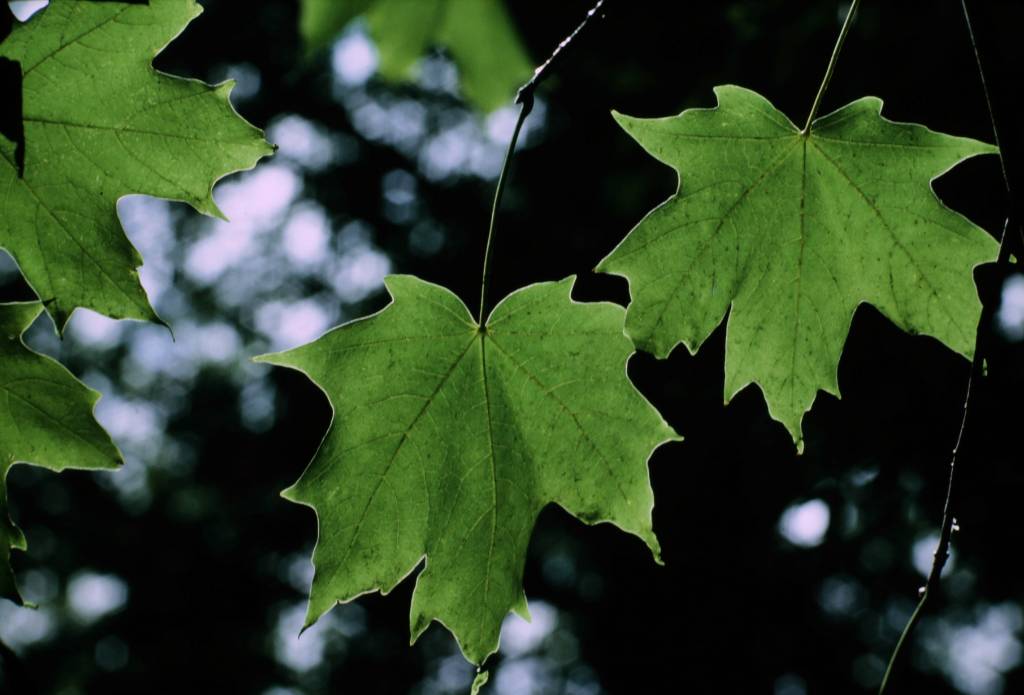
<box><xmin>471</xmin><ymin>670</ymin><xmax>490</xmax><ymax>695</ymax></box>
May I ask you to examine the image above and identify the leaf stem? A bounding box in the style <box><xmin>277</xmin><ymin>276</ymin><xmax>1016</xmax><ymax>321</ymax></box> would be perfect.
<box><xmin>802</xmin><ymin>0</ymin><xmax>861</xmax><ymax>135</ymax></box>
<box><xmin>477</xmin><ymin>99</ymin><xmax>530</xmax><ymax>325</ymax></box>
<box><xmin>477</xmin><ymin>0</ymin><xmax>608</xmax><ymax>324</ymax></box>
<box><xmin>878</xmin><ymin>2</ymin><xmax>1015</xmax><ymax>691</ymax></box>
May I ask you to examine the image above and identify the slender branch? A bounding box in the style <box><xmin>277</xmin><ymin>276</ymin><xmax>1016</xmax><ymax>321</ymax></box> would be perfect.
<box><xmin>961</xmin><ymin>2</ymin><xmax>1010</xmax><ymax>198</ymax></box>
<box><xmin>878</xmin><ymin>2</ymin><xmax>1016</xmax><ymax>691</ymax></box>
<box><xmin>515</xmin><ymin>0</ymin><xmax>606</xmax><ymax>108</ymax></box>
<box><xmin>477</xmin><ymin>0</ymin><xmax>608</xmax><ymax>324</ymax></box>
<box><xmin>802</xmin><ymin>0</ymin><xmax>861</xmax><ymax>134</ymax></box>
<box><xmin>960</xmin><ymin>0</ymin><xmax>1022</xmax><ymax>257</ymax></box>
<box><xmin>878</xmin><ymin>223</ymin><xmax>1011</xmax><ymax>695</ymax></box>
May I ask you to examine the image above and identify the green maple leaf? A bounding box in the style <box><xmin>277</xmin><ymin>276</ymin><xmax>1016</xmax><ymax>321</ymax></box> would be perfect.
<box><xmin>0</xmin><ymin>0</ymin><xmax>273</xmax><ymax>329</ymax></box>
<box><xmin>300</xmin><ymin>0</ymin><xmax>532</xmax><ymax>112</ymax></box>
<box><xmin>0</xmin><ymin>302</ymin><xmax>121</xmax><ymax>603</ymax></box>
<box><xmin>257</xmin><ymin>275</ymin><xmax>677</xmax><ymax>663</ymax></box>
<box><xmin>598</xmin><ymin>85</ymin><xmax>998</xmax><ymax>445</ymax></box>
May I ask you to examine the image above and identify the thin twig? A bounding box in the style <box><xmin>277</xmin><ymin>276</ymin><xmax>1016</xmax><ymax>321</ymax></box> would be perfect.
<box><xmin>515</xmin><ymin>0</ymin><xmax>606</xmax><ymax>109</ymax></box>
<box><xmin>477</xmin><ymin>0</ymin><xmax>608</xmax><ymax>324</ymax></box>
<box><xmin>803</xmin><ymin>0</ymin><xmax>861</xmax><ymax>134</ymax></box>
<box><xmin>960</xmin><ymin>0</ymin><xmax>1021</xmax><ymax>258</ymax></box>
<box><xmin>878</xmin><ymin>1</ymin><xmax>1015</xmax><ymax>691</ymax></box>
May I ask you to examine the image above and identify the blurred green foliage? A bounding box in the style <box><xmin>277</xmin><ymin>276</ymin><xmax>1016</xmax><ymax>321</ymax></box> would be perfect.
<box><xmin>300</xmin><ymin>0</ymin><xmax>532</xmax><ymax>111</ymax></box>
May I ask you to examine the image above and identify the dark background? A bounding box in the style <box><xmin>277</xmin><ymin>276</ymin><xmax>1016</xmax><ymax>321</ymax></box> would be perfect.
<box><xmin>1</xmin><ymin>1</ymin><xmax>1023</xmax><ymax>693</ymax></box>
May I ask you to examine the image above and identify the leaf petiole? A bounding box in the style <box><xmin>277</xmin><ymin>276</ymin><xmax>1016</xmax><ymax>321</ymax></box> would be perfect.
<box><xmin>803</xmin><ymin>0</ymin><xmax>861</xmax><ymax>135</ymax></box>
<box><xmin>478</xmin><ymin>97</ymin><xmax>531</xmax><ymax>326</ymax></box>
<box><xmin>477</xmin><ymin>0</ymin><xmax>608</xmax><ymax>324</ymax></box>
